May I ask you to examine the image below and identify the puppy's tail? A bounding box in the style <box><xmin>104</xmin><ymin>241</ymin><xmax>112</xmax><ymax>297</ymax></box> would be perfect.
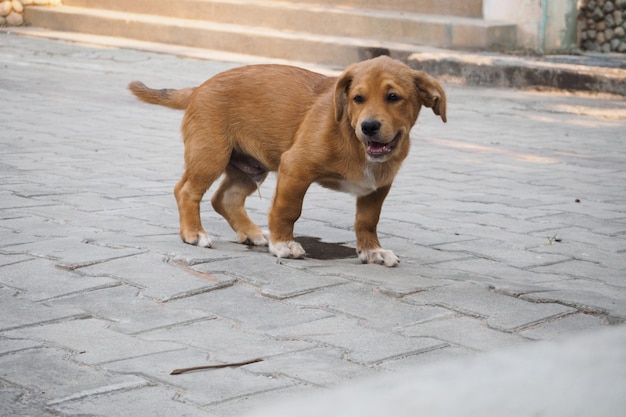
<box><xmin>128</xmin><ymin>81</ymin><xmax>196</xmax><ymax>110</ymax></box>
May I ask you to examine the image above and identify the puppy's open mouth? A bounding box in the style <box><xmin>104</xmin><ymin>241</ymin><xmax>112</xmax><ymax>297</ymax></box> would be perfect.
<box><xmin>366</xmin><ymin>132</ymin><xmax>401</xmax><ymax>158</ymax></box>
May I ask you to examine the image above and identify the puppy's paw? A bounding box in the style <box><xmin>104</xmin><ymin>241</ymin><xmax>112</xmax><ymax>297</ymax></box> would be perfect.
<box><xmin>358</xmin><ymin>248</ymin><xmax>399</xmax><ymax>267</ymax></box>
<box><xmin>269</xmin><ymin>240</ymin><xmax>306</xmax><ymax>259</ymax></box>
<box><xmin>237</xmin><ymin>231</ymin><xmax>269</xmax><ymax>246</ymax></box>
<box><xmin>182</xmin><ymin>231</ymin><xmax>212</xmax><ymax>248</ymax></box>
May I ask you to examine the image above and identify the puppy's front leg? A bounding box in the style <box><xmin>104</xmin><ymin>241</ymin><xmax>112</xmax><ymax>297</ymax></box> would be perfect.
<box><xmin>355</xmin><ymin>185</ymin><xmax>399</xmax><ymax>267</ymax></box>
<box><xmin>268</xmin><ymin>167</ymin><xmax>311</xmax><ymax>260</ymax></box>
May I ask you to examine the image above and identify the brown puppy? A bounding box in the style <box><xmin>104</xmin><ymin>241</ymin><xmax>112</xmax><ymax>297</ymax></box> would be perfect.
<box><xmin>129</xmin><ymin>56</ymin><xmax>446</xmax><ymax>267</ymax></box>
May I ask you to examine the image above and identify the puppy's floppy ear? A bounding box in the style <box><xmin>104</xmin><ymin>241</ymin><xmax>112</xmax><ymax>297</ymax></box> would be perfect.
<box><xmin>334</xmin><ymin>70</ymin><xmax>353</xmax><ymax>122</ymax></box>
<box><xmin>413</xmin><ymin>70</ymin><xmax>447</xmax><ymax>123</ymax></box>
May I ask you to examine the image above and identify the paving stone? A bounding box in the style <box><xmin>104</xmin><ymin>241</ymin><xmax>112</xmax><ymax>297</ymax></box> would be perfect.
<box><xmin>305</xmin><ymin>260</ymin><xmax>460</xmax><ymax>297</ymax></box>
<box><xmin>290</xmin><ymin>218</ymin><xmax>358</xmax><ymax>243</ymax></box>
<box><xmin>0</xmin><ymin>337</ymin><xmax>42</xmax><ymax>355</ymax></box>
<box><xmin>375</xmin><ymin>216</ymin><xmax>463</xmax><ymax>241</ymax></box>
<box><xmin>1</xmin><ymin>236</ymin><xmax>144</xmax><ymax>269</ymax></box>
<box><xmin>519</xmin><ymin>313</ymin><xmax>609</xmax><ymax>340</ymax></box>
<box><xmin>103</xmin><ymin>348</ymin><xmax>292</xmax><ymax>407</ymax></box>
<box><xmin>37</xmin><ymin>191</ymin><xmax>147</xmax><ymax>213</ymax></box>
<box><xmin>376</xmin><ymin>236</ymin><xmax>473</xmax><ymax>265</ymax></box>
<box><xmin>520</xmin><ymin>279</ymin><xmax>626</xmax><ymax>321</ymax></box>
<box><xmin>531</xmin><ymin>211</ymin><xmax>626</xmax><ymax>236</ymax></box>
<box><xmin>0</xmin><ymin>253</ymin><xmax>33</xmax><ymax>267</ymax></box>
<box><xmin>0</xmin><ymin>258</ymin><xmax>118</xmax><ymax>302</ymax></box>
<box><xmin>450</xmin><ymin>223</ymin><xmax>555</xmax><ymax>248</ymax></box>
<box><xmin>0</xmin><ymin>380</ymin><xmax>57</xmax><ymax>417</ymax></box>
<box><xmin>168</xmin><ymin>284</ymin><xmax>332</xmax><ymax>332</ymax></box>
<box><xmin>529</xmin><ymin>225</ymin><xmax>626</xmax><ymax>253</ymax></box>
<box><xmin>0</xmin><ymin>347</ymin><xmax>149</xmax><ymax>405</ymax></box>
<box><xmin>51</xmin><ymin>385</ymin><xmax>219</xmax><ymax>417</ymax></box>
<box><xmin>535</xmin><ymin>200</ymin><xmax>626</xmax><ymax>221</ymax></box>
<box><xmin>77</xmin><ymin>252</ymin><xmax>235</xmax><ymax>301</ymax></box>
<box><xmin>433</xmin><ymin>238</ymin><xmax>572</xmax><ymax>269</ymax></box>
<box><xmin>433</xmin><ymin>257</ymin><xmax>569</xmax><ymax>285</ymax></box>
<box><xmin>47</xmin><ymin>285</ymin><xmax>213</xmax><ymax>334</ymax></box>
<box><xmin>270</xmin><ymin>316</ymin><xmax>447</xmax><ymax>365</ymax></box>
<box><xmin>378</xmin><ymin>221</ymin><xmax>476</xmax><ymax>247</ymax></box>
<box><xmin>405</xmin><ymin>282</ymin><xmax>576</xmax><ymax>331</ymax></box>
<box><xmin>89</xmin><ymin>232</ymin><xmax>247</xmax><ymax>263</ymax></box>
<box><xmin>400</xmin><ymin>316</ymin><xmax>528</xmax><ymax>351</ymax></box>
<box><xmin>288</xmin><ymin>283</ymin><xmax>454</xmax><ymax>330</ymax></box>
<box><xmin>0</xmin><ymin>213</ymin><xmax>108</xmax><ymax>243</ymax></box>
<box><xmin>246</xmin><ymin>347</ymin><xmax>379</xmax><ymax>386</ymax></box>
<box><xmin>3</xmin><ymin>318</ymin><xmax>183</xmax><ymax>365</ymax></box>
<box><xmin>444</xmin><ymin>201</ymin><xmax>564</xmax><ymax>222</ymax></box>
<box><xmin>141</xmin><ymin>318</ymin><xmax>313</xmax><ymax>363</ymax></box>
<box><xmin>530</xmin><ymin>257</ymin><xmax>626</xmax><ymax>288</ymax></box>
<box><xmin>381</xmin><ymin>345</ymin><xmax>477</xmax><ymax>372</ymax></box>
<box><xmin>0</xmin><ymin>287</ymin><xmax>87</xmax><ymax>332</ymax></box>
<box><xmin>191</xmin><ymin>257</ymin><xmax>347</xmax><ymax>299</ymax></box>
<box><xmin>531</xmin><ymin>238</ymin><xmax>625</xmax><ymax>271</ymax></box>
<box><xmin>207</xmin><ymin>385</ymin><xmax>320</xmax><ymax>417</ymax></box>
<box><xmin>0</xmin><ymin>192</ymin><xmax>54</xmax><ymax>210</ymax></box>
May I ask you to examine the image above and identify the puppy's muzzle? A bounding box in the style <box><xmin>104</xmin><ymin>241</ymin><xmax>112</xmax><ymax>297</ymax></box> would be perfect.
<box><xmin>360</xmin><ymin>119</ymin><xmax>400</xmax><ymax>159</ymax></box>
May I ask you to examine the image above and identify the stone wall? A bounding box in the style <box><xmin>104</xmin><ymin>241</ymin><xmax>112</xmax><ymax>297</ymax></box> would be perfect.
<box><xmin>0</xmin><ymin>0</ymin><xmax>60</xmax><ymax>26</ymax></box>
<box><xmin>579</xmin><ymin>0</ymin><xmax>626</xmax><ymax>52</ymax></box>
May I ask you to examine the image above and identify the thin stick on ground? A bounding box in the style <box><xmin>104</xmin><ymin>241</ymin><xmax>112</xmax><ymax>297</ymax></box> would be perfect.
<box><xmin>170</xmin><ymin>357</ymin><xmax>264</xmax><ymax>375</ymax></box>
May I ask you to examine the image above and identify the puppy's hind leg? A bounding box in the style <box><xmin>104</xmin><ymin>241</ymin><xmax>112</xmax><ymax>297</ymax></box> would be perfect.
<box><xmin>211</xmin><ymin>165</ymin><xmax>268</xmax><ymax>246</ymax></box>
<box><xmin>174</xmin><ymin>173</ymin><xmax>214</xmax><ymax>247</ymax></box>
<box><xmin>174</xmin><ymin>146</ymin><xmax>229</xmax><ymax>248</ymax></box>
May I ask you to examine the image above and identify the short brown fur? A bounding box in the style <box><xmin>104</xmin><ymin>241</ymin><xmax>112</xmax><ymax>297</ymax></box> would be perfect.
<box><xmin>128</xmin><ymin>56</ymin><xmax>446</xmax><ymax>266</ymax></box>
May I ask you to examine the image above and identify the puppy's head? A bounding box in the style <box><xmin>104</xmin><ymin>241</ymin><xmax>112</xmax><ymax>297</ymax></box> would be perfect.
<box><xmin>334</xmin><ymin>56</ymin><xmax>446</xmax><ymax>162</ymax></box>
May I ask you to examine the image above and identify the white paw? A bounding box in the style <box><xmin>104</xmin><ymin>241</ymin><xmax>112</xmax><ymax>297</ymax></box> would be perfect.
<box><xmin>237</xmin><ymin>232</ymin><xmax>269</xmax><ymax>246</ymax></box>
<box><xmin>269</xmin><ymin>240</ymin><xmax>306</xmax><ymax>259</ymax></box>
<box><xmin>255</xmin><ymin>229</ymin><xmax>270</xmax><ymax>246</ymax></box>
<box><xmin>250</xmin><ymin>234</ymin><xmax>269</xmax><ymax>246</ymax></box>
<box><xmin>358</xmin><ymin>248</ymin><xmax>399</xmax><ymax>267</ymax></box>
<box><xmin>186</xmin><ymin>231</ymin><xmax>212</xmax><ymax>248</ymax></box>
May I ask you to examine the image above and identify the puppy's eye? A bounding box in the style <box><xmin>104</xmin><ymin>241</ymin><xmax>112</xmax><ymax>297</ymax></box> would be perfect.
<box><xmin>386</xmin><ymin>93</ymin><xmax>401</xmax><ymax>103</ymax></box>
<box><xmin>353</xmin><ymin>95</ymin><xmax>365</xmax><ymax>104</ymax></box>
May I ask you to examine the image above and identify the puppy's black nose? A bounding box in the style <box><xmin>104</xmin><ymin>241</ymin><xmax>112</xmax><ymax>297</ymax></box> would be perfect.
<box><xmin>361</xmin><ymin>120</ymin><xmax>381</xmax><ymax>137</ymax></box>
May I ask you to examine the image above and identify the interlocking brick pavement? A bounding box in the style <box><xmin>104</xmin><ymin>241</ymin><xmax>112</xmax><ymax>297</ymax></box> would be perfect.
<box><xmin>1</xmin><ymin>33</ymin><xmax>625</xmax><ymax>416</ymax></box>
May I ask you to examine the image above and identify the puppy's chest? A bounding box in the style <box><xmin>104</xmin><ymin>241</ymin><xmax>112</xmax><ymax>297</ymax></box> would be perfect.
<box><xmin>319</xmin><ymin>166</ymin><xmax>381</xmax><ymax>197</ymax></box>
<box><xmin>336</xmin><ymin>178</ymin><xmax>377</xmax><ymax>196</ymax></box>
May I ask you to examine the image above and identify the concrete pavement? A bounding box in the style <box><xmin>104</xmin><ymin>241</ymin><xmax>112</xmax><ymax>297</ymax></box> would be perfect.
<box><xmin>1</xmin><ymin>33</ymin><xmax>625</xmax><ymax>416</ymax></box>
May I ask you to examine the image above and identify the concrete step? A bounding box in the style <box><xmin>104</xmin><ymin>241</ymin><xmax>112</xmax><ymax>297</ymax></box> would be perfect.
<box><xmin>408</xmin><ymin>50</ymin><xmax>626</xmax><ymax>96</ymax></box>
<box><xmin>63</xmin><ymin>0</ymin><xmax>484</xmax><ymax>18</ymax></box>
<box><xmin>25</xmin><ymin>1</ymin><xmax>516</xmax><ymax>67</ymax></box>
<box><xmin>23</xmin><ymin>6</ymin><xmax>415</xmax><ymax>67</ymax></box>
<box><xmin>60</xmin><ymin>0</ymin><xmax>504</xmax><ymax>48</ymax></box>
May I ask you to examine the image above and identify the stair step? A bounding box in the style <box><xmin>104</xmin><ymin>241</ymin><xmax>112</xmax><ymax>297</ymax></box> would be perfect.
<box><xmin>257</xmin><ymin>0</ymin><xmax>484</xmax><ymax>17</ymax></box>
<box><xmin>25</xmin><ymin>2</ymin><xmax>516</xmax><ymax>67</ymax></box>
<box><xmin>60</xmin><ymin>0</ymin><xmax>513</xmax><ymax>50</ymax></box>
<box><xmin>21</xmin><ymin>6</ymin><xmax>405</xmax><ymax>67</ymax></box>
<box><xmin>64</xmin><ymin>0</ymin><xmax>483</xmax><ymax>18</ymax></box>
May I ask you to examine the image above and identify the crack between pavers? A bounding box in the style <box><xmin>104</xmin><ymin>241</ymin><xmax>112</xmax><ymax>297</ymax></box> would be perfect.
<box><xmin>0</xmin><ymin>312</ymin><xmax>94</xmax><ymax>333</ymax></box>
<box><xmin>129</xmin><ymin>317</ymin><xmax>217</xmax><ymax>337</ymax></box>
<box><xmin>517</xmin><ymin>293</ymin><xmax>625</xmax><ymax>325</ymax></box>
<box><xmin>32</xmin><ymin>281</ymin><xmax>124</xmax><ymax>304</ymax></box>
<box><xmin>46</xmin><ymin>378</ymin><xmax>153</xmax><ymax>406</ymax></box>
<box><xmin>56</xmin><ymin>250</ymin><xmax>149</xmax><ymax>271</ymax></box>
<box><xmin>490</xmin><ymin>309</ymin><xmax>579</xmax><ymax>334</ymax></box>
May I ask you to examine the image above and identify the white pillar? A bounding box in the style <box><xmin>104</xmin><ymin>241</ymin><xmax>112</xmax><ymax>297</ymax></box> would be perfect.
<box><xmin>483</xmin><ymin>0</ymin><xmax>579</xmax><ymax>53</ymax></box>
